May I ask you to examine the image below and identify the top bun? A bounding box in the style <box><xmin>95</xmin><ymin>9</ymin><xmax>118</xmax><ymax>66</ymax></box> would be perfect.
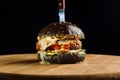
<box><xmin>37</xmin><ymin>22</ymin><xmax>85</xmax><ymax>39</ymax></box>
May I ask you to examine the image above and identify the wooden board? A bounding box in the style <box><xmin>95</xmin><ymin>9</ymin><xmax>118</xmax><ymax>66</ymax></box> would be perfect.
<box><xmin>0</xmin><ymin>53</ymin><xmax>120</xmax><ymax>80</ymax></box>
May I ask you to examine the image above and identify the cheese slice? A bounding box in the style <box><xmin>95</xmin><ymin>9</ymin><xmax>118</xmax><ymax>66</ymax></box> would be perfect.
<box><xmin>38</xmin><ymin>36</ymin><xmax>58</xmax><ymax>50</ymax></box>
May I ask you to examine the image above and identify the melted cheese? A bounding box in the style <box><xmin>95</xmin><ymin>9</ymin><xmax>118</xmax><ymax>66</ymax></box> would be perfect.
<box><xmin>38</xmin><ymin>36</ymin><xmax>58</xmax><ymax>50</ymax></box>
<box><xmin>38</xmin><ymin>36</ymin><xmax>82</xmax><ymax>52</ymax></box>
<box><xmin>58</xmin><ymin>40</ymin><xmax>72</xmax><ymax>44</ymax></box>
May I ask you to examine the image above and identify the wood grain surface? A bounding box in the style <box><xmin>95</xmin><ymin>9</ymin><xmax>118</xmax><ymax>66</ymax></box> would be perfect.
<box><xmin>0</xmin><ymin>53</ymin><xmax>120</xmax><ymax>80</ymax></box>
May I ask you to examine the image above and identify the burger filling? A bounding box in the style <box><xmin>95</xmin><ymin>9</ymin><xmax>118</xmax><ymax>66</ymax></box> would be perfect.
<box><xmin>36</xmin><ymin>36</ymin><xmax>85</xmax><ymax>64</ymax></box>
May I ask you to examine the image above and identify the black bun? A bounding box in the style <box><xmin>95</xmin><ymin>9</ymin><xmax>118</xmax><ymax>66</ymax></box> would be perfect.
<box><xmin>38</xmin><ymin>52</ymin><xmax>85</xmax><ymax>64</ymax></box>
<box><xmin>37</xmin><ymin>22</ymin><xmax>85</xmax><ymax>39</ymax></box>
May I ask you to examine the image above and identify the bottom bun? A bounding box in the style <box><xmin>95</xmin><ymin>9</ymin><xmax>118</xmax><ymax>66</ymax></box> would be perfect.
<box><xmin>38</xmin><ymin>52</ymin><xmax>86</xmax><ymax>64</ymax></box>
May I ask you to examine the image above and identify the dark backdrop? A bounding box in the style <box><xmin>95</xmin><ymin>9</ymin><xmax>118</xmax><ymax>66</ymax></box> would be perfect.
<box><xmin>0</xmin><ymin>0</ymin><xmax>120</xmax><ymax>55</ymax></box>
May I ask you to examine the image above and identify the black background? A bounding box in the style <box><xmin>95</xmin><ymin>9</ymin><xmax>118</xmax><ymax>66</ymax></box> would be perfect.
<box><xmin>0</xmin><ymin>0</ymin><xmax>120</xmax><ymax>55</ymax></box>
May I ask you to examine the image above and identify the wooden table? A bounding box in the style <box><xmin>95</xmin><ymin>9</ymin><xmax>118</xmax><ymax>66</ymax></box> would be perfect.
<box><xmin>0</xmin><ymin>53</ymin><xmax>120</xmax><ymax>80</ymax></box>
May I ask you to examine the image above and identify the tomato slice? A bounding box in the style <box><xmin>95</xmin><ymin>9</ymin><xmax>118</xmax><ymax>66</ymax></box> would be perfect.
<box><xmin>63</xmin><ymin>44</ymin><xmax>70</xmax><ymax>49</ymax></box>
<box><xmin>53</xmin><ymin>44</ymin><xmax>61</xmax><ymax>50</ymax></box>
<box><xmin>36</xmin><ymin>42</ymin><xmax>40</xmax><ymax>51</ymax></box>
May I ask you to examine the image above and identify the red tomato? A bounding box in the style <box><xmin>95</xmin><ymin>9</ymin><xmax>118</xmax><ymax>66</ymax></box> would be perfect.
<box><xmin>63</xmin><ymin>44</ymin><xmax>70</xmax><ymax>49</ymax></box>
<box><xmin>53</xmin><ymin>44</ymin><xmax>61</xmax><ymax>50</ymax></box>
<box><xmin>36</xmin><ymin>42</ymin><xmax>40</xmax><ymax>51</ymax></box>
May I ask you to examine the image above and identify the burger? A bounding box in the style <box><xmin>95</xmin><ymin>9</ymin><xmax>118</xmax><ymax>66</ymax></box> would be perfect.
<box><xmin>36</xmin><ymin>22</ymin><xmax>86</xmax><ymax>64</ymax></box>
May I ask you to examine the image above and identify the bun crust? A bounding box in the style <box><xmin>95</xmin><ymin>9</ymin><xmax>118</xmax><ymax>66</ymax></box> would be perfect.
<box><xmin>38</xmin><ymin>52</ymin><xmax>85</xmax><ymax>64</ymax></box>
<box><xmin>37</xmin><ymin>22</ymin><xmax>85</xmax><ymax>39</ymax></box>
